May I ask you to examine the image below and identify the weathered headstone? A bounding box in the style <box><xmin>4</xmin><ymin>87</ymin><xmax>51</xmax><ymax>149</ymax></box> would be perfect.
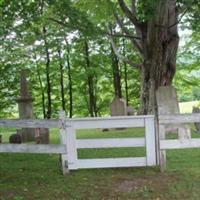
<box><xmin>156</xmin><ymin>86</ymin><xmax>180</xmax><ymax>115</ymax></box>
<box><xmin>156</xmin><ymin>86</ymin><xmax>191</xmax><ymax>141</ymax></box>
<box><xmin>16</xmin><ymin>70</ymin><xmax>35</xmax><ymax>142</ymax></box>
<box><xmin>192</xmin><ymin>106</ymin><xmax>200</xmax><ymax>132</ymax></box>
<box><xmin>110</xmin><ymin>96</ymin><xmax>127</xmax><ymax>116</ymax></box>
<box><xmin>127</xmin><ymin>106</ymin><xmax>135</xmax><ymax>116</ymax></box>
<box><xmin>35</xmin><ymin>128</ymin><xmax>49</xmax><ymax>144</ymax></box>
<box><xmin>9</xmin><ymin>133</ymin><xmax>22</xmax><ymax>144</ymax></box>
<box><xmin>16</xmin><ymin>70</ymin><xmax>49</xmax><ymax>143</ymax></box>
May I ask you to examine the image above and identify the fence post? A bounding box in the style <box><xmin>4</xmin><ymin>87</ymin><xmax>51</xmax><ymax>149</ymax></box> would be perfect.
<box><xmin>59</xmin><ymin>111</ymin><xmax>69</xmax><ymax>175</ymax></box>
<box><xmin>66</xmin><ymin>120</ymin><xmax>78</xmax><ymax>170</ymax></box>
<box><xmin>159</xmin><ymin>124</ymin><xmax>166</xmax><ymax>172</ymax></box>
<box><xmin>145</xmin><ymin>117</ymin><xmax>156</xmax><ymax>166</ymax></box>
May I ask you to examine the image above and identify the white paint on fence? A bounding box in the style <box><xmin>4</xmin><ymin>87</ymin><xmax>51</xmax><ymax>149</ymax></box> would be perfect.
<box><xmin>66</xmin><ymin>125</ymin><xmax>78</xmax><ymax>170</ymax></box>
<box><xmin>77</xmin><ymin>138</ymin><xmax>145</xmax><ymax>149</ymax></box>
<box><xmin>0</xmin><ymin>144</ymin><xmax>65</xmax><ymax>154</ymax></box>
<box><xmin>158</xmin><ymin>124</ymin><xmax>166</xmax><ymax>172</ymax></box>
<box><xmin>59</xmin><ymin>111</ymin><xmax>69</xmax><ymax>174</ymax></box>
<box><xmin>145</xmin><ymin>118</ymin><xmax>156</xmax><ymax>166</ymax></box>
<box><xmin>160</xmin><ymin>138</ymin><xmax>200</xmax><ymax>149</ymax></box>
<box><xmin>159</xmin><ymin>113</ymin><xmax>200</xmax><ymax>124</ymax></box>
<box><xmin>65</xmin><ymin>115</ymin><xmax>154</xmax><ymax>129</ymax></box>
<box><xmin>77</xmin><ymin>157</ymin><xmax>146</xmax><ymax>169</ymax></box>
<box><xmin>0</xmin><ymin>119</ymin><xmax>59</xmax><ymax>128</ymax></box>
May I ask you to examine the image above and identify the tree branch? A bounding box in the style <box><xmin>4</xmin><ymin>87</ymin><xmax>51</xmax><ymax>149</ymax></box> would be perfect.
<box><xmin>168</xmin><ymin>8</ymin><xmax>189</xmax><ymax>29</ymax></box>
<box><xmin>48</xmin><ymin>17</ymin><xmax>66</xmax><ymax>26</ymax></box>
<box><xmin>131</xmin><ymin>0</ymin><xmax>136</xmax><ymax>13</ymax></box>
<box><xmin>107</xmin><ymin>32</ymin><xmax>141</xmax><ymax>69</ymax></box>
<box><xmin>114</xmin><ymin>13</ymin><xmax>143</xmax><ymax>55</ymax></box>
<box><xmin>117</xmin><ymin>0</ymin><xmax>139</xmax><ymax>27</ymax></box>
<box><xmin>107</xmin><ymin>33</ymin><xmax>141</xmax><ymax>40</ymax></box>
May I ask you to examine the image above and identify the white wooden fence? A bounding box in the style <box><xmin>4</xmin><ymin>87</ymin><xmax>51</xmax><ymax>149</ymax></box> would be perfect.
<box><xmin>158</xmin><ymin>113</ymin><xmax>200</xmax><ymax>172</ymax></box>
<box><xmin>0</xmin><ymin>119</ymin><xmax>64</xmax><ymax>154</ymax></box>
<box><xmin>60</xmin><ymin>114</ymin><xmax>156</xmax><ymax>173</ymax></box>
<box><xmin>0</xmin><ymin>112</ymin><xmax>157</xmax><ymax>175</ymax></box>
<box><xmin>2</xmin><ymin>112</ymin><xmax>200</xmax><ymax>174</ymax></box>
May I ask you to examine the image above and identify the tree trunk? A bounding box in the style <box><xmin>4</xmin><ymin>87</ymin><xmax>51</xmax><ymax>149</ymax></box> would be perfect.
<box><xmin>122</xmin><ymin>38</ymin><xmax>129</xmax><ymax>106</ymax></box>
<box><xmin>66</xmin><ymin>43</ymin><xmax>73</xmax><ymax>118</ymax></box>
<box><xmin>93</xmin><ymin>77</ymin><xmax>98</xmax><ymax>117</ymax></box>
<box><xmin>140</xmin><ymin>0</ymin><xmax>179</xmax><ymax>114</ymax></box>
<box><xmin>36</xmin><ymin>61</ymin><xmax>46</xmax><ymax>119</ymax></box>
<box><xmin>109</xmin><ymin>24</ymin><xmax>122</xmax><ymax>99</ymax></box>
<box><xmin>118</xmin><ymin>0</ymin><xmax>179</xmax><ymax>114</ymax></box>
<box><xmin>57</xmin><ymin>47</ymin><xmax>66</xmax><ymax>112</ymax></box>
<box><xmin>111</xmin><ymin>44</ymin><xmax>122</xmax><ymax>98</ymax></box>
<box><xmin>84</xmin><ymin>39</ymin><xmax>95</xmax><ymax>117</ymax></box>
<box><xmin>42</xmin><ymin>26</ymin><xmax>52</xmax><ymax>119</ymax></box>
<box><xmin>124</xmin><ymin>62</ymin><xmax>129</xmax><ymax>106</ymax></box>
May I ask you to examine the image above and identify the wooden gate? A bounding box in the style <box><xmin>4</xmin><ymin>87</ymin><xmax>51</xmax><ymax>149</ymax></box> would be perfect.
<box><xmin>60</xmin><ymin>114</ymin><xmax>157</xmax><ymax>172</ymax></box>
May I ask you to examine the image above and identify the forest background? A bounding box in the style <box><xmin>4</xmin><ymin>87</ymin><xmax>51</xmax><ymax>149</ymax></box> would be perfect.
<box><xmin>0</xmin><ymin>0</ymin><xmax>200</xmax><ymax>119</ymax></box>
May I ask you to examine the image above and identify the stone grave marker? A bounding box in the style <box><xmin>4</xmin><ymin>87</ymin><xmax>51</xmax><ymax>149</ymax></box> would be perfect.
<box><xmin>16</xmin><ymin>70</ymin><xmax>35</xmax><ymax>142</ymax></box>
<box><xmin>127</xmin><ymin>106</ymin><xmax>135</xmax><ymax>116</ymax></box>
<box><xmin>110</xmin><ymin>96</ymin><xmax>127</xmax><ymax>116</ymax></box>
<box><xmin>156</xmin><ymin>86</ymin><xmax>191</xmax><ymax>140</ymax></box>
<box><xmin>16</xmin><ymin>70</ymin><xmax>49</xmax><ymax>143</ymax></box>
<box><xmin>192</xmin><ymin>106</ymin><xmax>200</xmax><ymax>132</ymax></box>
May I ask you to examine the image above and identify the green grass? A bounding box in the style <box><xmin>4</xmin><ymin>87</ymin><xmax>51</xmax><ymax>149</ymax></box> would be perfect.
<box><xmin>1</xmin><ymin>128</ymin><xmax>200</xmax><ymax>199</ymax></box>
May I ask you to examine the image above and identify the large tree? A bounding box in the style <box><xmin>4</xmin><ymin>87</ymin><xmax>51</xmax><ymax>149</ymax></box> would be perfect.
<box><xmin>113</xmin><ymin>0</ymin><xmax>200</xmax><ymax>114</ymax></box>
<box><xmin>114</xmin><ymin>0</ymin><xmax>180</xmax><ymax>114</ymax></box>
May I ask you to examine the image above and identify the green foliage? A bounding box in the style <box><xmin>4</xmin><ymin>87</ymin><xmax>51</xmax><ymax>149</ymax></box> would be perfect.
<box><xmin>0</xmin><ymin>0</ymin><xmax>142</xmax><ymax>118</ymax></box>
<box><xmin>136</xmin><ymin>0</ymin><xmax>159</xmax><ymax>22</ymax></box>
<box><xmin>175</xmin><ymin>31</ymin><xmax>200</xmax><ymax>102</ymax></box>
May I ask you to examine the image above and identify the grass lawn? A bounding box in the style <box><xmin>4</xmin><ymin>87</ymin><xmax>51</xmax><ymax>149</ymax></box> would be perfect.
<box><xmin>1</xmin><ymin>128</ymin><xmax>200</xmax><ymax>200</ymax></box>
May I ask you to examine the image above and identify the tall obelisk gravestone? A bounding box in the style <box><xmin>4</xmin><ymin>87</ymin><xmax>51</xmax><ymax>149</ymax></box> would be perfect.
<box><xmin>17</xmin><ymin>70</ymin><xmax>35</xmax><ymax>142</ymax></box>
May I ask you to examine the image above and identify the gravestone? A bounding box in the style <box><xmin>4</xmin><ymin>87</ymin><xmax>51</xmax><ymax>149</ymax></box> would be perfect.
<box><xmin>16</xmin><ymin>70</ymin><xmax>49</xmax><ymax>143</ymax></box>
<box><xmin>16</xmin><ymin>70</ymin><xmax>35</xmax><ymax>142</ymax></box>
<box><xmin>9</xmin><ymin>133</ymin><xmax>22</xmax><ymax>144</ymax></box>
<box><xmin>192</xmin><ymin>106</ymin><xmax>200</xmax><ymax>132</ymax></box>
<box><xmin>127</xmin><ymin>106</ymin><xmax>135</xmax><ymax>116</ymax></box>
<box><xmin>156</xmin><ymin>86</ymin><xmax>191</xmax><ymax>141</ymax></box>
<box><xmin>35</xmin><ymin>128</ymin><xmax>49</xmax><ymax>144</ymax></box>
<box><xmin>110</xmin><ymin>96</ymin><xmax>127</xmax><ymax>116</ymax></box>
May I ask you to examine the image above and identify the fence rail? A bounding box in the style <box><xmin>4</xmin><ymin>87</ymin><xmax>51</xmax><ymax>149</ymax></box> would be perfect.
<box><xmin>76</xmin><ymin>138</ymin><xmax>145</xmax><ymax>149</ymax></box>
<box><xmin>160</xmin><ymin>139</ymin><xmax>200</xmax><ymax>150</ymax></box>
<box><xmin>0</xmin><ymin>119</ymin><xmax>60</xmax><ymax>128</ymax></box>
<box><xmin>159</xmin><ymin>113</ymin><xmax>200</xmax><ymax>124</ymax></box>
<box><xmin>77</xmin><ymin>157</ymin><xmax>147</xmax><ymax>169</ymax></box>
<box><xmin>158</xmin><ymin>113</ymin><xmax>200</xmax><ymax>172</ymax></box>
<box><xmin>0</xmin><ymin>144</ymin><xmax>66</xmax><ymax>154</ymax></box>
<box><xmin>65</xmin><ymin>115</ymin><xmax>153</xmax><ymax>129</ymax></box>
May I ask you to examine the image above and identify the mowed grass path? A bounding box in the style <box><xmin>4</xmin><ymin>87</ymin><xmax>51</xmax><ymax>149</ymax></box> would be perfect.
<box><xmin>1</xmin><ymin>128</ymin><xmax>200</xmax><ymax>199</ymax></box>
